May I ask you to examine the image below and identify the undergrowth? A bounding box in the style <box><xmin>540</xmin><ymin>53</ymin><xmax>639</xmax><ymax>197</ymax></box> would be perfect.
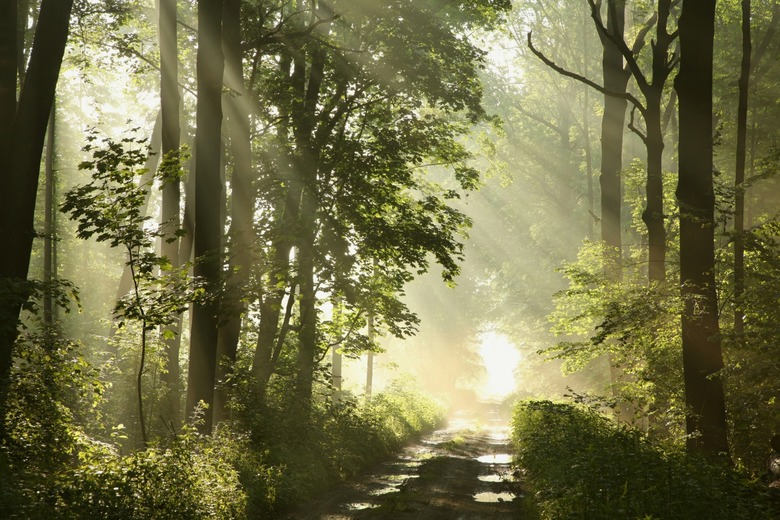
<box><xmin>1</xmin><ymin>347</ymin><xmax>444</xmax><ymax>519</ymax></box>
<box><xmin>512</xmin><ymin>400</ymin><xmax>780</xmax><ymax>519</ymax></box>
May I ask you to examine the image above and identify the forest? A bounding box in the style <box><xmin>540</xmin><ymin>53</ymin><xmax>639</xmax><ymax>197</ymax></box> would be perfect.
<box><xmin>2</xmin><ymin>0</ymin><xmax>780</xmax><ymax>518</ymax></box>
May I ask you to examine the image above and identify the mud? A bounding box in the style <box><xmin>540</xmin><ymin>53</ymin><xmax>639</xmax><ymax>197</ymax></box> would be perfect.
<box><xmin>287</xmin><ymin>402</ymin><xmax>537</xmax><ymax>519</ymax></box>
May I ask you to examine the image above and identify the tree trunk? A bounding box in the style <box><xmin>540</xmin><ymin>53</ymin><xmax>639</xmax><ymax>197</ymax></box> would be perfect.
<box><xmin>186</xmin><ymin>0</ymin><xmax>224</xmax><ymax>434</ymax></box>
<box><xmin>599</xmin><ymin>1</ymin><xmax>629</xmax><ymax>281</ymax></box>
<box><xmin>43</xmin><ymin>102</ymin><xmax>55</xmax><ymax>333</ymax></box>
<box><xmin>0</xmin><ymin>0</ymin><xmax>74</xmax><ymax>436</ymax></box>
<box><xmin>674</xmin><ymin>0</ymin><xmax>729</xmax><ymax>458</ymax></box>
<box><xmin>292</xmin><ymin>42</ymin><xmax>326</xmax><ymax>411</ymax></box>
<box><xmin>158</xmin><ymin>0</ymin><xmax>182</xmax><ymax>428</ymax></box>
<box><xmin>214</xmin><ymin>0</ymin><xmax>255</xmax><ymax>424</ymax></box>
<box><xmin>365</xmin><ymin>310</ymin><xmax>374</xmax><ymax>397</ymax></box>
<box><xmin>642</xmin><ymin>97</ymin><xmax>666</xmax><ymax>284</ymax></box>
<box><xmin>734</xmin><ymin>0</ymin><xmax>751</xmax><ymax>342</ymax></box>
<box><xmin>0</xmin><ymin>0</ymin><xmax>16</xmax><ymax>147</ymax></box>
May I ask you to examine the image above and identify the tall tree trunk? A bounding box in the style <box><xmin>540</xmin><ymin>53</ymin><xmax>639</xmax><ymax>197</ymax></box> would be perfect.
<box><xmin>599</xmin><ymin>1</ymin><xmax>629</xmax><ymax>282</ymax></box>
<box><xmin>675</xmin><ymin>0</ymin><xmax>729</xmax><ymax>458</ymax></box>
<box><xmin>0</xmin><ymin>0</ymin><xmax>74</xmax><ymax>437</ymax></box>
<box><xmin>733</xmin><ymin>0</ymin><xmax>751</xmax><ymax>342</ymax></box>
<box><xmin>251</xmin><ymin>50</ymin><xmax>297</xmax><ymax>399</ymax></box>
<box><xmin>293</xmin><ymin>42</ymin><xmax>326</xmax><ymax>411</ymax></box>
<box><xmin>158</xmin><ymin>0</ymin><xmax>182</xmax><ymax>428</ymax></box>
<box><xmin>599</xmin><ymin>1</ymin><xmax>630</xmax><ymax>417</ymax></box>
<box><xmin>186</xmin><ymin>0</ymin><xmax>224</xmax><ymax>434</ymax></box>
<box><xmin>214</xmin><ymin>0</ymin><xmax>255</xmax><ymax>424</ymax></box>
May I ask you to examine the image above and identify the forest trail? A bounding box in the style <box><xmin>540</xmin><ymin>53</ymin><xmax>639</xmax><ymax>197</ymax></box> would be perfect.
<box><xmin>287</xmin><ymin>402</ymin><xmax>535</xmax><ymax>519</ymax></box>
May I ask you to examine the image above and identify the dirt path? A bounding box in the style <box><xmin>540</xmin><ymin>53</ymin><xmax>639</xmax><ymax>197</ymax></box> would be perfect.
<box><xmin>287</xmin><ymin>402</ymin><xmax>537</xmax><ymax>519</ymax></box>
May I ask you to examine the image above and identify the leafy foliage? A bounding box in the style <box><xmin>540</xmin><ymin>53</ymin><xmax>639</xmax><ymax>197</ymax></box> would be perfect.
<box><xmin>513</xmin><ymin>400</ymin><xmax>780</xmax><ymax>519</ymax></box>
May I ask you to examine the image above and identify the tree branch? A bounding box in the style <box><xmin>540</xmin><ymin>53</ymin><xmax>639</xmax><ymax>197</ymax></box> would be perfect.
<box><xmin>527</xmin><ymin>31</ymin><xmax>645</xmax><ymax>115</ymax></box>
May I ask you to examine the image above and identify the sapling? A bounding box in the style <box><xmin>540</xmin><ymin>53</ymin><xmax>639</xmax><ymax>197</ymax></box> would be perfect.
<box><xmin>62</xmin><ymin>130</ymin><xmax>200</xmax><ymax>447</ymax></box>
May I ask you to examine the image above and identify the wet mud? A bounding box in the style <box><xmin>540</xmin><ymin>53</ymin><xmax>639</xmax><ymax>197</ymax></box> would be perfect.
<box><xmin>287</xmin><ymin>402</ymin><xmax>536</xmax><ymax>519</ymax></box>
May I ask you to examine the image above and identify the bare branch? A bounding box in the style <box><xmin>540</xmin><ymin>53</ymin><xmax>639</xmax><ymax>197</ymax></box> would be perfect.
<box><xmin>243</xmin><ymin>14</ymin><xmax>340</xmax><ymax>50</ymax></box>
<box><xmin>527</xmin><ymin>32</ymin><xmax>645</xmax><ymax>115</ymax></box>
<box><xmin>627</xmin><ymin>106</ymin><xmax>648</xmax><ymax>144</ymax></box>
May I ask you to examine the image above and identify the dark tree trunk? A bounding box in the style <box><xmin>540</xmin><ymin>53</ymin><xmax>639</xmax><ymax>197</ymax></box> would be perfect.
<box><xmin>674</xmin><ymin>0</ymin><xmax>729</xmax><ymax>458</ymax></box>
<box><xmin>640</xmin><ymin>0</ymin><xmax>676</xmax><ymax>284</ymax></box>
<box><xmin>158</xmin><ymin>0</ymin><xmax>182</xmax><ymax>428</ymax></box>
<box><xmin>733</xmin><ymin>0</ymin><xmax>751</xmax><ymax>342</ymax></box>
<box><xmin>292</xmin><ymin>44</ymin><xmax>326</xmax><ymax>411</ymax></box>
<box><xmin>0</xmin><ymin>0</ymin><xmax>16</xmax><ymax>146</ymax></box>
<box><xmin>0</xmin><ymin>0</ymin><xmax>74</xmax><ymax>436</ymax></box>
<box><xmin>642</xmin><ymin>96</ymin><xmax>666</xmax><ymax>284</ymax></box>
<box><xmin>186</xmin><ymin>0</ymin><xmax>224</xmax><ymax>434</ymax></box>
<box><xmin>214</xmin><ymin>0</ymin><xmax>254</xmax><ymax>424</ymax></box>
<box><xmin>599</xmin><ymin>1</ymin><xmax>629</xmax><ymax>282</ymax></box>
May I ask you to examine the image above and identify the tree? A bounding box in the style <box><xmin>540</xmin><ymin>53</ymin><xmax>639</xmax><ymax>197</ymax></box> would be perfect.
<box><xmin>675</xmin><ymin>0</ymin><xmax>729</xmax><ymax>457</ymax></box>
<box><xmin>213</xmin><ymin>0</ymin><xmax>255</xmax><ymax>424</ymax></box>
<box><xmin>0</xmin><ymin>0</ymin><xmax>75</xmax><ymax>439</ymax></box>
<box><xmin>186</xmin><ymin>0</ymin><xmax>225</xmax><ymax>433</ymax></box>
<box><xmin>158</xmin><ymin>0</ymin><xmax>183</xmax><ymax>427</ymax></box>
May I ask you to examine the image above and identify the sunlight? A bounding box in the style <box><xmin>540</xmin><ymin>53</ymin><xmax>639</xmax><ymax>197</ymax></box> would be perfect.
<box><xmin>477</xmin><ymin>331</ymin><xmax>521</xmax><ymax>399</ymax></box>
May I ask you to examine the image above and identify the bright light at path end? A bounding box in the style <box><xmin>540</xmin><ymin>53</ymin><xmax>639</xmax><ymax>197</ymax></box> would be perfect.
<box><xmin>478</xmin><ymin>332</ymin><xmax>521</xmax><ymax>399</ymax></box>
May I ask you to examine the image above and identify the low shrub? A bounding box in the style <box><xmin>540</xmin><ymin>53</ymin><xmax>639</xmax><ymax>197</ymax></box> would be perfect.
<box><xmin>52</xmin><ymin>427</ymin><xmax>252</xmax><ymax>519</ymax></box>
<box><xmin>512</xmin><ymin>400</ymin><xmax>780</xmax><ymax>519</ymax></box>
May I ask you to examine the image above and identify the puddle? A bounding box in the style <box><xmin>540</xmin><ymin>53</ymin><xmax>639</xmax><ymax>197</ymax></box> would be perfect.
<box><xmin>476</xmin><ymin>453</ymin><xmax>513</xmax><ymax>464</ymax></box>
<box><xmin>473</xmin><ymin>492</ymin><xmax>516</xmax><ymax>503</ymax></box>
<box><xmin>369</xmin><ymin>485</ymin><xmax>401</xmax><ymax>496</ymax></box>
<box><xmin>343</xmin><ymin>502</ymin><xmax>380</xmax><ymax>511</ymax></box>
<box><xmin>477</xmin><ymin>473</ymin><xmax>516</xmax><ymax>483</ymax></box>
<box><xmin>383</xmin><ymin>473</ymin><xmax>418</xmax><ymax>481</ymax></box>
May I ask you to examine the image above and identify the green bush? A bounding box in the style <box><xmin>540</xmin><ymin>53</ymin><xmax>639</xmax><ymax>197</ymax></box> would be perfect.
<box><xmin>53</xmin><ymin>427</ymin><xmax>250</xmax><ymax>519</ymax></box>
<box><xmin>512</xmin><ymin>400</ymin><xmax>780</xmax><ymax>519</ymax></box>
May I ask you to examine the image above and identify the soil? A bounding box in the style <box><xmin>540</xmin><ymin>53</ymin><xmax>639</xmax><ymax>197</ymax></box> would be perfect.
<box><xmin>285</xmin><ymin>401</ymin><xmax>539</xmax><ymax>519</ymax></box>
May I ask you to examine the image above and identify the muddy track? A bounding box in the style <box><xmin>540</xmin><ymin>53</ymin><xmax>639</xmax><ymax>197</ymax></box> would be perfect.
<box><xmin>286</xmin><ymin>402</ymin><xmax>537</xmax><ymax>520</ymax></box>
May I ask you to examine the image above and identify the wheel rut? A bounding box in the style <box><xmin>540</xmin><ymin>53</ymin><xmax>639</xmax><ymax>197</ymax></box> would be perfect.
<box><xmin>287</xmin><ymin>402</ymin><xmax>534</xmax><ymax>519</ymax></box>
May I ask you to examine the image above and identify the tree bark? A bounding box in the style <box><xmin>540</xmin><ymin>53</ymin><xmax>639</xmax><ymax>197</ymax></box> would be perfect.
<box><xmin>293</xmin><ymin>44</ymin><xmax>326</xmax><ymax>411</ymax></box>
<box><xmin>733</xmin><ymin>0</ymin><xmax>751</xmax><ymax>342</ymax></box>
<box><xmin>158</xmin><ymin>0</ymin><xmax>182</xmax><ymax>428</ymax></box>
<box><xmin>599</xmin><ymin>1</ymin><xmax>629</xmax><ymax>282</ymax></box>
<box><xmin>674</xmin><ymin>0</ymin><xmax>729</xmax><ymax>458</ymax></box>
<box><xmin>186</xmin><ymin>0</ymin><xmax>224</xmax><ymax>434</ymax></box>
<box><xmin>214</xmin><ymin>0</ymin><xmax>255</xmax><ymax>424</ymax></box>
<box><xmin>43</xmin><ymin>102</ymin><xmax>55</xmax><ymax>333</ymax></box>
<box><xmin>0</xmin><ymin>0</ymin><xmax>74</xmax><ymax>436</ymax></box>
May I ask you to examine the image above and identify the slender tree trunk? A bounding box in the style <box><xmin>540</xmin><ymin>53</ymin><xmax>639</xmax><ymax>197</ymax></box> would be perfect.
<box><xmin>186</xmin><ymin>0</ymin><xmax>224</xmax><ymax>434</ymax></box>
<box><xmin>214</xmin><ymin>0</ymin><xmax>255</xmax><ymax>424</ymax></box>
<box><xmin>365</xmin><ymin>310</ymin><xmax>374</xmax><ymax>397</ymax></box>
<box><xmin>43</xmin><ymin>102</ymin><xmax>55</xmax><ymax>333</ymax></box>
<box><xmin>675</xmin><ymin>0</ymin><xmax>729</xmax><ymax>458</ymax></box>
<box><xmin>0</xmin><ymin>0</ymin><xmax>74</xmax><ymax>436</ymax></box>
<box><xmin>332</xmin><ymin>345</ymin><xmax>342</xmax><ymax>403</ymax></box>
<box><xmin>158</xmin><ymin>0</ymin><xmax>182</xmax><ymax>428</ymax></box>
<box><xmin>734</xmin><ymin>0</ymin><xmax>751</xmax><ymax>342</ymax></box>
